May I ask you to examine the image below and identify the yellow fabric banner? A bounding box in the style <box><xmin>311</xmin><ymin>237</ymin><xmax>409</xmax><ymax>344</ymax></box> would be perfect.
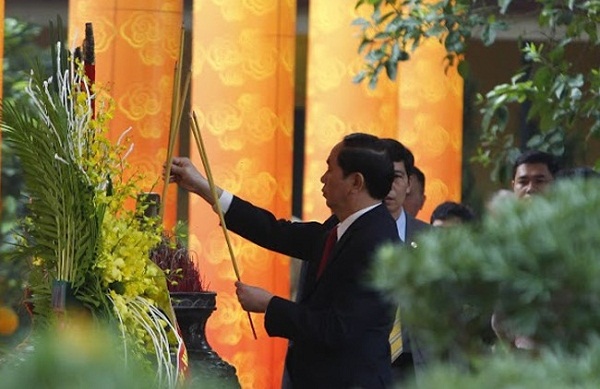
<box><xmin>190</xmin><ymin>1</ymin><xmax>295</xmax><ymax>387</ymax></box>
<box><xmin>305</xmin><ymin>1</ymin><xmax>463</xmax><ymax>224</ymax></box>
<box><xmin>397</xmin><ymin>40</ymin><xmax>464</xmax><ymax>219</ymax></box>
<box><xmin>304</xmin><ymin>1</ymin><xmax>399</xmax><ymax>222</ymax></box>
<box><xmin>69</xmin><ymin>0</ymin><xmax>183</xmax><ymax>228</ymax></box>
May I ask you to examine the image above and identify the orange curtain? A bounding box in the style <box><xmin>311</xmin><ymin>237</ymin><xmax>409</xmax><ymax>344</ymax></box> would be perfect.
<box><xmin>303</xmin><ymin>1</ymin><xmax>398</xmax><ymax>221</ymax></box>
<box><xmin>69</xmin><ymin>0</ymin><xmax>183</xmax><ymax>227</ymax></box>
<box><xmin>397</xmin><ymin>40</ymin><xmax>464</xmax><ymax>221</ymax></box>
<box><xmin>190</xmin><ymin>1</ymin><xmax>295</xmax><ymax>388</ymax></box>
<box><xmin>305</xmin><ymin>1</ymin><xmax>463</xmax><ymax>223</ymax></box>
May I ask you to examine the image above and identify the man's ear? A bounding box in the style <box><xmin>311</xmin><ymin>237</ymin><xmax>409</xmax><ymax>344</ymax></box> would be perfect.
<box><xmin>351</xmin><ymin>172</ymin><xmax>365</xmax><ymax>192</ymax></box>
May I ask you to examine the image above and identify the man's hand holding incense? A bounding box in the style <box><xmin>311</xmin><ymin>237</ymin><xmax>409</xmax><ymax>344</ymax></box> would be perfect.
<box><xmin>167</xmin><ymin>157</ymin><xmax>222</xmax><ymax>205</ymax></box>
<box><xmin>235</xmin><ymin>281</ymin><xmax>273</xmax><ymax>313</ymax></box>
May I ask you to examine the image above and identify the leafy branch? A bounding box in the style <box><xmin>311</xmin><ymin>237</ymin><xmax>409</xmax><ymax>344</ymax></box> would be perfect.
<box><xmin>353</xmin><ymin>0</ymin><xmax>510</xmax><ymax>88</ymax></box>
<box><xmin>355</xmin><ymin>0</ymin><xmax>600</xmax><ymax>179</ymax></box>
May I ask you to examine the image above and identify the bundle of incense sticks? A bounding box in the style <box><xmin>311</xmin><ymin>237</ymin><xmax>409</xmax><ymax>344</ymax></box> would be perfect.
<box><xmin>160</xmin><ymin>26</ymin><xmax>257</xmax><ymax>339</ymax></box>
<box><xmin>190</xmin><ymin>112</ymin><xmax>258</xmax><ymax>340</ymax></box>
<box><xmin>161</xmin><ymin>26</ymin><xmax>191</xmax><ymax>221</ymax></box>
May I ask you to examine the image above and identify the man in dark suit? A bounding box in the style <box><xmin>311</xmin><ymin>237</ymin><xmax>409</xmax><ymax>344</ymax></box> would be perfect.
<box><xmin>380</xmin><ymin>139</ymin><xmax>430</xmax><ymax>383</ymax></box>
<box><xmin>168</xmin><ymin>133</ymin><xmax>399</xmax><ymax>388</ymax></box>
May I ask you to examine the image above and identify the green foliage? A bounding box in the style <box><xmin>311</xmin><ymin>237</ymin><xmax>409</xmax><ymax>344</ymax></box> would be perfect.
<box><xmin>354</xmin><ymin>0</ymin><xmax>509</xmax><ymax>87</ymax></box>
<box><xmin>0</xmin><ymin>320</ymin><xmax>161</xmax><ymax>389</ymax></box>
<box><xmin>2</xmin><ymin>21</ymin><xmax>183</xmax><ymax>386</ymax></box>
<box><xmin>2</xmin><ymin>18</ymin><xmax>47</xmax><ymax>104</ymax></box>
<box><xmin>1</xmin><ymin>18</ymin><xmax>48</xmax><ymax>249</ymax></box>
<box><xmin>373</xmin><ymin>179</ymin><xmax>600</xmax><ymax>365</ymax></box>
<box><xmin>1</xmin><ymin>41</ymin><xmax>108</xmax><ymax>325</ymax></box>
<box><xmin>1</xmin><ymin>18</ymin><xmax>43</xmax><ymax>225</ymax></box>
<box><xmin>1</xmin><ymin>18</ymin><xmax>49</xmax><ymax>319</ymax></box>
<box><xmin>355</xmin><ymin>0</ymin><xmax>600</xmax><ymax>180</ymax></box>
<box><xmin>404</xmin><ymin>337</ymin><xmax>600</xmax><ymax>388</ymax></box>
<box><xmin>1</xmin><ymin>316</ymin><xmax>231</xmax><ymax>388</ymax></box>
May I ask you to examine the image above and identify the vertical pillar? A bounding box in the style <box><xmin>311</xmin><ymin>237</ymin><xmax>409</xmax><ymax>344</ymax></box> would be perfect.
<box><xmin>69</xmin><ymin>0</ymin><xmax>183</xmax><ymax>227</ymax></box>
<box><xmin>191</xmin><ymin>1</ymin><xmax>295</xmax><ymax>387</ymax></box>
<box><xmin>303</xmin><ymin>1</ymin><xmax>398</xmax><ymax>221</ymax></box>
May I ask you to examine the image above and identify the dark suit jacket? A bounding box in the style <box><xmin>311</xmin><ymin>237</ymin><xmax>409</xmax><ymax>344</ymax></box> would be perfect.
<box><xmin>406</xmin><ymin>214</ymin><xmax>430</xmax><ymax>244</ymax></box>
<box><xmin>224</xmin><ymin>196</ymin><xmax>399</xmax><ymax>388</ymax></box>
<box><xmin>392</xmin><ymin>213</ymin><xmax>431</xmax><ymax>382</ymax></box>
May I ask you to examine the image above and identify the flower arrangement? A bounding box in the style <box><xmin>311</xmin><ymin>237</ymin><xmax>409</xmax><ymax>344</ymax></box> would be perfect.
<box><xmin>1</xmin><ymin>24</ymin><xmax>182</xmax><ymax>387</ymax></box>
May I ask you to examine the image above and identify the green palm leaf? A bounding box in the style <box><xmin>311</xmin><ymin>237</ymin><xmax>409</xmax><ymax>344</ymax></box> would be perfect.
<box><xmin>1</xmin><ymin>48</ymin><xmax>106</xmax><ymax>322</ymax></box>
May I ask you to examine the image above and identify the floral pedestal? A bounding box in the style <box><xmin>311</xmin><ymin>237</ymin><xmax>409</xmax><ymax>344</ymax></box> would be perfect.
<box><xmin>170</xmin><ymin>292</ymin><xmax>240</xmax><ymax>388</ymax></box>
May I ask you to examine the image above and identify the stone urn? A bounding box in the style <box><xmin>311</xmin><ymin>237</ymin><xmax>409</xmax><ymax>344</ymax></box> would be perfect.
<box><xmin>170</xmin><ymin>292</ymin><xmax>240</xmax><ymax>388</ymax></box>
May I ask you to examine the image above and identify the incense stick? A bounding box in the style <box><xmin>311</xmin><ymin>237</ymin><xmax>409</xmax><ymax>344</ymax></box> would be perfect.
<box><xmin>190</xmin><ymin>113</ymin><xmax>242</xmax><ymax>280</ymax></box>
<box><xmin>160</xmin><ymin>26</ymin><xmax>187</xmax><ymax>221</ymax></box>
<box><xmin>190</xmin><ymin>111</ymin><xmax>258</xmax><ymax>340</ymax></box>
<box><xmin>175</xmin><ymin>71</ymin><xmax>192</xmax><ymax>138</ymax></box>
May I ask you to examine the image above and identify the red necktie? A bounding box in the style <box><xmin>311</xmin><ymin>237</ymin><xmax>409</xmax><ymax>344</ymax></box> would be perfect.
<box><xmin>317</xmin><ymin>226</ymin><xmax>338</xmax><ymax>278</ymax></box>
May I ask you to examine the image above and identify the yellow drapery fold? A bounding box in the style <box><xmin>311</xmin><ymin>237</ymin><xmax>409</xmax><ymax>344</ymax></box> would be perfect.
<box><xmin>304</xmin><ymin>1</ymin><xmax>463</xmax><ymax>224</ymax></box>
<box><xmin>191</xmin><ymin>1</ymin><xmax>295</xmax><ymax>387</ymax></box>
<box><xmin>303</xmin><ymin>1</ymin><xmax>399</xmax><ymax>222</ymax></box>
<box><xmin>69</xmin><ymin>0</ymin><xmax>183</xmax><ymax>228</ymax></box>
<box><xmin>397</xmin><ymin>40</ymin><xmax>464</xmax><ymax>219</ymax></box>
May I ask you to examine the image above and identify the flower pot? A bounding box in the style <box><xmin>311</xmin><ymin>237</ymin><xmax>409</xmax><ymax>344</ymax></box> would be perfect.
<box><xmin>170</xmin><ymin>292</ymin><xmax>240</xmax><ymax>388</ymax></box>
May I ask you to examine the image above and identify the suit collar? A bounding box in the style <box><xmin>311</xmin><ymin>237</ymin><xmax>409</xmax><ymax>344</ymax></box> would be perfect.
<box><xmin>301</xmin><ymin>204</ymin><xmax>390</xmax><ymax>299</ymax></box>
<box><xmin>331</xmin><ymin>203</ymin><xmax>388</xmax><ymax>256</ymax></box>
<box><xmin>336</xmin><ymin>202</ymin><xmax>381</xmax><ymax>240</ymax></box>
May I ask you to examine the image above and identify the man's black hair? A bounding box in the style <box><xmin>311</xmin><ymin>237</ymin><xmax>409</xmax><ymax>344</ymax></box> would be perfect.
<box><xmin>512</xmin><ymin>150</ymin><xmax>560</xmax><ymax>179</ymax></box>
<box><xmin>430</xmin><ymin>201</ymin><xmax>475</xmax><ymax>224</ymax></box>
<box><xmin>411</xmin><ymin>166</ymin><xmax>425</xmax><ymax>193</ymax></box>
<box><xmin>339</xmin><ymin>133</ymin><xmax>394</xmax><ymax>200</ymax></box>
<box><xmin>380</xmin><ymin>138</ymin><xmax>415</xmax><ymax>176</ymax></box>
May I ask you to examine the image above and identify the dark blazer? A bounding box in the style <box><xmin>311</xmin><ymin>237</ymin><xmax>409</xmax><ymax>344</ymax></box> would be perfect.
<box><xmin>406</xmin><ymin>214</ymin><xmax>430</xmax><ymax>244</ymax></box>
<box><xmin>225</xmin><ymin>196</ymin><xmax>400</xmax><ymax>388</ymax></box>
<box><xmin>393</xmin><ymin>213</ymin><xmax>431</xmax><ymax>382</ymax></box>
